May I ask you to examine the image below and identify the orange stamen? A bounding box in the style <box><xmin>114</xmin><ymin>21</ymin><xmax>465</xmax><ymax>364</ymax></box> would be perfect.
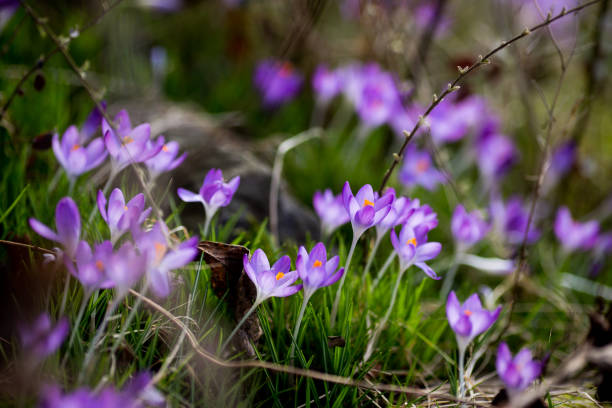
<box><xmin>275</xmin><ymin>272</ymin><xmax>285</xmax><ymax>280</ymax></box>
<box><xmin>416</xmin><ymin>158</ymin><xmax>429</xmax><ymax>173</ymax></box>
<box><xmin>464</xmin><ymin>310</ymin><xmax>472</xmax><ymax>317</ymax></box>
<box><xmin>406</xmin><ymin>237</ymin><xmax>417</xmax><ymax>246</ymax></box>
<box><xmin>123</xmin><ymin>136</ymin><xmax>134</xmax><ymax>145</ymax></box>
<box><xmin>313</xmin><ymin>260</ymin><xmax>322</xmax><ymax>268</ymax></box>
<box><xmin>71</xmin><ymin>144</ymin><xmax>81</xmax><ymax>151</ymax></box>
<box><xmin>95</xmin><ymin>260</ymin><xmax>104</xmax><ymax>271</ymax></box>
<box><xmin>364</xmin><ymin>199</ymin><xmax>374</xmax><ymax>207</ymax></box>
<box><xmin>124</xmin><ymin>205</ymin><xmax>128</xmax><ymax>211</ymax></box>
<box><xmin>162</xmin><ymin>144</ymin><xmax>169</xmax><ymax>152</ymax></box>
<box><xmin>154</xmin><ymin>242</ymin><xmax>167</xmax><ymax>262</ymax></box>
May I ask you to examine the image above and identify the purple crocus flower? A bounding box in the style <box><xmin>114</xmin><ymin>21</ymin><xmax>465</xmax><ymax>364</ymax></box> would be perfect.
<box><xmin>404</xmin><ymin>199</ymin><xmax>439</xmax><ymax>231</ymax></box>
<box><xmin>342</xmin><ymin>181</ymin><xmax>393</xmax><ymax>238</ymax></box>
<box><xmin>254</xmin><ymin>59</ymin><xmax>303</xmax><ymax>108</ymax></box>
<box><xmin>490</xmin><ymin>196</ymin><xmax>540</xmax><ymax>245</ymax></box>
<box><xmin>312</xmin><ymin>65</ymin><xmax>342</xmax><ymax>104</ymax></box>
<box><xmin>52</xmin><ymin>125</ymin><xmax>107</xmax><ymax>180</ymax></box>
<box><xmin>515</xmin><ymin>0</ymin><xmax>578</xmax><ymax>54</ymax></box>
<box><xmin>476</xmin><ymin>130</ymin><xmax>517</xmax><ymax>185</ymax></box>
<box><xmin>554</xmin><ymin>206</ymin><xmax>599</xmax><ymax>252</ymax></box>
<box><xmin>354</xmin><ymin>67</ymin><xmax>400</xmax><ymax>128</ymax></box>
<box><xmin>428</xmin><ymin>96</ymin><xmax>486</xmax><ymax>144</ymax></box>
<box><xmin>39</xmin><ymin>386</ymin><xmax>97</xmax><ymax>408</ymax></box>
<box><xmin>451</xmin><ymin>205</ymin><xmax>489</xmax><ymax>249</ymax></box>
<box><xmin>375</xmin><ymin>193</ymin><xmax>413</xmax><ymax>239</ymax></box>
<box><xmin>104</xmin><ymin>241</ymin><xmax>148</xmax><ymax>295</ymax></box>
<box><xmin>389</xmin><ymin>102</ymin><xmax>420</xmax><ymax>140</ymax></box>
<box><xmin>177</xmin><ymin>168</ymin><xmax>240</xmax><ymax>235</ymax></box>
<box><xmin>296</xmin><ymin>242</ymin><xmax>344</xmax><ymax>299</ymax></box>
<box><xmin>390</xmin><ymin>224</ymin><xmax>442</xmax><ymax>279</ymax></box>
<box><xmin>542</xmin><ymin>141</ymin><xmax>577</xmax><ymax>194</ymax></box>
<box><xmin>29</xmin><ymin>197</ymin><xmax>80</xmax><ymax>259</ymax></box>
<box><xmin>97</xmin><ymin>188</ymin><xmax>152</xmax><ymax>244</ymax></box>
<box><xmin>243</xmin><ymin>249</ymin><xmax>302</xmax><ymax>303</ymax></box>
<box><xmin>413</xmin><ymin>2</ymin><xmax>452</xmax><ymax>35</ymax></box>
<box><xmin>446</xmin><ymin>291</ymin><xmax>501</xmax><ymax>349</ymax></box>
<box><xmin>64</xmin><ymin>241</ymin><xmax>114</xmax><ymax>291</ymax></box>
<box><xmin>102</xmin><ymin>110</ymin><xmax>163</xmax><ymax>176</ymax></box>
<box><xmin>144</xmin><ymin>136</ymin><xmax>187</xmax><ymax>182</ymax></box>
<box><xmin>399</xmin><ymin>145</ymin><xmax>444</xmax><ymax>191</ymax></box>
<box><xmin>19</xmin><ymin>314</ymin><xmax>69</xmax><ymax>359</ymax></box>
<box><xmin>79</xmin><ymin>103</ymin><xmax>106</xmax><ymax>143</ymax></box>
<box><xmin>496</xmin><ymin>342</ymin><xmax>542</xmax><ymax>393</ymax></box>
<box><xmin>313</xmin><ymin>189</ymin><xmax>350</xmax><ymax>237</ymax></box>
<box><xmin>134</xmin><ymin>221</ymin><xmax>198</xmax><ymax>298</ymax></box>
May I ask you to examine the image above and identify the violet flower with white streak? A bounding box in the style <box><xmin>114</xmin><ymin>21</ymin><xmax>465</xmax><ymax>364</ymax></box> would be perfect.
<box><xmin>177</xmin><ymin>168</ymin><xmax>240</xmax><ymax>236</ymax></box>
<box><xmin>97</xmin><ymin>188</ymin><xmax>151</xmax><ymax>244</ymax></box>
<box><xmin>133</xmin><ymin>221</ymin><xmax>199</xmax><ymax>298</ymax></box>
<box><xmin>313</xmin><ymin>189</ymin><xmax>350</xmax><ymax>238</ymax></box>
<box><xmin>145</xmin><ymin>136</ymin><xmax>187</xmax><ymax>182</ymax></box>
<box><xmin>29</xmin><ymin>197</ymin><xmax>81</xmax><ymax>259</ymax></box>
<box><xmin>102</xmin><ymin>110</ymin><xmax>163</xmax><ymax>178</ymax></box>
<box><xmin>222</xmin><ymin>249</ymin><xmax>301</xmax><ymax>350</ymax></box>
<box><xmin>330</xmin><ymin>181</ymin><xmax>393</xmax><ymax>326</ymax></box>
<box><xmin>291</xmin><ymin>242</ymin><xmax>344</xmax><ymax>359</ymax></box>
<box><xmin>554</xmin><ymin>206</ymin><xmax>599</xmax><ymax>252</ymax></box>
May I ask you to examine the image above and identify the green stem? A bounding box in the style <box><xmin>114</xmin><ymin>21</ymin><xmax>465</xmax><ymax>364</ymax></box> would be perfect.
<box><xmin>440</xmin><ymin>250</ymin><xmax>460</xmax><ymax>300</ymax></box>
<box><xmin>59</xmin><ymin>273</ymin><xmax>71</xmax><ymax>316</ymax></box>
<box><xmin>289</xmin><ymin>295</ymin><xmax>310</xmax><ymax>362</ymax></box>
<box><xmin>330</xmin><ymin>235</ymin><xmax>359</xmax><ymax>328</ymax></box>
<box><xmin>221</xmin><ymin>300</ymin><xmax>261</xmax><ymax>352</ymax></box>
<box><xmin>362</xmin><ymin>234</ymin><xmax>383</xmax><ymax>282</ymax></box>
<box><xmin>363</xmin><ymin>266</ymin><xmax>405</xmax><ymax>362</ymax></box>
<box><xmin>458</xmin><ymin>343</ymin><xmax>467</xmax><ymax>400</ymax></box>
<box><xmin>60</xmin><ymin>290</ymin><xmax>91</xmax><ymax>369</ymax></box>
<box><xmin>372</xmin><ymin>252</ymin><xmax>396</xmax><ymax>289</ymax></box>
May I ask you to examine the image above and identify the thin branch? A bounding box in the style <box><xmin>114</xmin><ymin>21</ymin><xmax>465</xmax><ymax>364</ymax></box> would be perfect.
<box><xmin>377</xmin><ymin>0</ymin><xmax>602</xmax><ymax>194</ymax></box>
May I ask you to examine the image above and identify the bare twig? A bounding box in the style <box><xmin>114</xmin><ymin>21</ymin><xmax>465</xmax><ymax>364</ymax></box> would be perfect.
<box><xmin>377</xmin><ymin>0</ymin><xmax>602</xmax><ymax>194</ymax></box>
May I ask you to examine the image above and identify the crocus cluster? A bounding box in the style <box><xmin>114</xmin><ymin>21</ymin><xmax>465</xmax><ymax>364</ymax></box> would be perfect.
<box><xmin>52</xmin><ymin>107</ymin><xmax>187</xmax><ymax>188</ymax></box>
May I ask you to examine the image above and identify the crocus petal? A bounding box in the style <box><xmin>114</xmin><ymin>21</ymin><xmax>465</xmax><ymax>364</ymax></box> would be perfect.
<box><xmin>271</xmin><ymin>255</ymin><xmax>291</xmax><ymax>274</ymax></box>
<box><xmin>29</xmin><ymin>218</ymin><xmax>60</xmax><ymax>242</ymax></box>
<box><xmin>307</xmin><ymin>243</ymin><xmax>327</xmax><ymax>269</ymax></box>
<box><xmin>416</xmin><ymin>242</ymin><xmax>442</xmax><ymax>261</ymax></box>
<box><xmin>274</xmin><ymin>283</ymin><xmax>303</xmax><ymax>297</ymax></box>
<box><xmin>454</xmin><ymin>314</ymin><xmax>472</xmax><ymax>337</ymax></box>
<box><xmin>446</xmin><ymin>291</ymin><xmax>461</xmax><ymax>326</ymax></box>
<box><xmin>148</xmin><ymin>267</ymin><xmax>171</xmax><ymax>298</ymax></box>
<box><xmin>415</xmin><ymin>262</ymin><xmax>440</xmax><ymax>280</ymax></box>
<box><xmin>342</xmin><ymin>181</ymin><xmax>353</xmax><ymax>210</ymax></box>
<box><xmin>51</xmin><ymin>133</ymin><xmax>68</xmax><ymax>169</ymax></box>
<box><xmin>55</xmin><ymin>197</ymin><xmax>81</xmax><ymax>256</ymax></box>
<box><xmin>103</xmin><ymin>129</ymin><xmax>121</xmax><ymax>157</ymax></box>
<box><xmin>243</xmin><ymin>254</ymin><xmax>257</xmax><ymax>284</ymax></box>
<box><xmin>355</xmin><ymin>206</ymin><xmax>375</xmax><ymax>226</ymax></box>
<box><xmin>177</xmin><ymin>188</ymin><xmax>203</xmax><ymax>203</ymax></box>
<box><xmin>355</xmin><ymin>184</ymin><xmax>374</xmax><ymax>206</ymax></box>
<box><xmin>250</xmin><ymin>249</ymin><xmax>270</xmax><ymax>274</ymax></box>
<box><xmin>322</xmin><ymin>267</ymin><xmax>344</xmax><ymax>287</ymax></box>
<box><xmin>227</xmin><ymin>176</ymin><xmax>240</xmax><ymax>194</ymax></box>
<box><xmin>503</xmin><ymin>364</ymin><xmax>522</xmax><ymax>389</ymax></box>
<box><xmin>463</xmin><ymin>293</ymin><xmax>483</xmax><ymax>312</ymax></box>
<box><xmin>496</xmin><ymin>342</ymin><xmax>512</xmax><ymax>375</ymax></box>
<box><xmin>83</xmin><ymin>138</ymin><xmax>108</xmax><ymax>172</ymax></box>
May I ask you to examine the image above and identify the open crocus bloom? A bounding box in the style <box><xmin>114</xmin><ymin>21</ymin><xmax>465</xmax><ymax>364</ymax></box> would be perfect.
<box><xmin>103</xmin><ymin>241</ymin><xmax>148</xmax><ymax>295</ymax></box>
<box><xmin>64</xmin><ymin>241</ymin><xmax>114</xmax><ymax>291</ymax></box>
<box><xmin>313</xmin><ymin>189</ymin><xmax>350</xmax><ymax>237</ymax></box>
<box><xmin>446</xmin><ymin>291</ymin><xmax>501</xmax><ymax>349</ymax></box>
<box><xmin>554</xmin><ymin>206</ymin><xmax>599</xmax><ymax>252</ymax></box>
<box><xmin>97</xmin><ymin>188</ymin><xmax>151</xmax><ymax>243</ymax></box>
<box><xmin>398</xmin><ymin>145</ymin><xmax>444</xmax><ymax>191</ymax></box>
<box><xmin>144</xmin><ymin>135</ymin><xmax>187</xmax><ymax>181</ymax></box>
<box><xmin>296</xmin><ymin>242</ymin><xmax>344</xmax><ymax>299</ymax></box>
<box><xmin>342</xmin><ymin>182</ymin><xmax>393</xmax><ymax>237</ymax></box>
<box><xmin>19</xmin><ymin>313</ymin><xmax>69</xmax><ymax>359</ymax></box>
<box><xmin>496</xmin><ymin>342</ymin><xmax>542</xmax><ymax>392</ymax></box>
<box><xmin>102</xmin><ymin>110</ymin><xmax>163</xmax><ymax>175</ymax></box>
<box><xmin>404</xmin><ymin>199</ymin><xmax>438</xmax><ymax>230</ymax></box>
<box><xmin>134</xmin><ymin>221</ymin><xmax>198</xmax><ymax>298</ymax></box>
<box><xmin>312</xmin><ymin>65</ymin><xmax>342</xmax><ymax>104</ymax></box>
<box><xmin>375</xmin><ymin>193</ymin><xmax>414</xmax><ymax>239</ymax></box>
<box><xmin>243</xmin><ymin>249</ymin><xmax>302</xmax><ymax>303</ymax></box>
<box><xmin>390</xmin><ymin>224</ymin><xmax>442</xmax><ymax>279</ymax></box>
<box><xmin>451</xmin><ymin>204</ymin><xmax>489</xmax><ymax>249</ymax></box>
<box><xmin>178</xmin><ymin>168</ymin><xmax>240</xmax><ymax>218</ymax></box>
<box><xmin>52</xmin><ymin>125</ymin><xmax>107</xmax><ymax>180</ymax></box>
<box><xmin>490</xmin><ymin>195</ymin><xmax>540</xmax><ymax>245</ymax></box>
<box><xmin>29</xmin><ymin>197</ymin><xmax>81</xmax><ymax>259</ymax></box>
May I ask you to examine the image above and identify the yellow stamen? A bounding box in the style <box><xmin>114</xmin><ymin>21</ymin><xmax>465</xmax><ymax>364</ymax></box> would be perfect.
<box><xmin>313</xmin><ymin>260</ymin><xmax>322</xmax><ymax>268</ymax></box>
<box><xmin>162</xmin><ymin>144</ymin><xmax>169</xmax><ymax>152</ymax></box>
<box><xmin>71</xmin><ymin>144</ymin><xmax>81</xmax><ymax>151</ymax></box>
<box><xmin>275</xmin><ymin>272</ymin><xmax>285</xmax><ymax>280</ymax></box>
<box><xmin>154</xmin><ymin>242</ymin><xmax>167</xmax><ymax>263</ymax></box>
<box><xmin>406</xmin><ymin>237</ymin><xmax>417</xmax><ymax>246</ymax></box>
<box><xmin>364</xmin><ymin>199</ymin><xmax>374</xmax><ymax>207</ymax></box>
<box><xmin>95</xmin><ymin>260</ymin><xmax>104</xmax><ymax>271</ymax></box>
<box><xmin>124</xmin><ymin>205</ymin><xmax>128</xmax><ymax>211</ymax></box>
<box><xmin>464</xmin><ymin>310</ymin><xmax>472</xmax><ymax>317</ymax></box>
<box><xmin>123</xmin><ymin>136</ymin><xmax>134</xmax><ymax>145</ymax></box>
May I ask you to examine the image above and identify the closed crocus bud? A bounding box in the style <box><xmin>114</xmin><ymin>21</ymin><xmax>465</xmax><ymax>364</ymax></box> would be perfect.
<box><xmin>496</xmin><ymin>342</ymin><xmax>542</xmax><ymax>393</ymax></box>
<box><xmin>312</xmin><ymin>65</ymin><xmax>342</xmax><ymax>104</ymax></box>
<box><xmin>29</xmin><ymin>197</ymin><xmax>81</xmax><ymax>259</ymax></box>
